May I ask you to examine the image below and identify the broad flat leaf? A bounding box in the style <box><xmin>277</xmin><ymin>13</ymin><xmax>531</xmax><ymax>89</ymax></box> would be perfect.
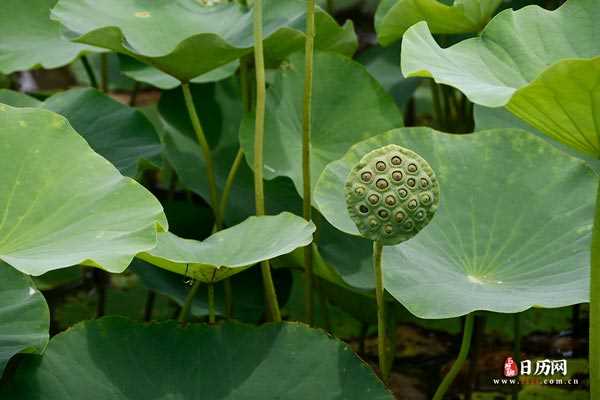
<box><xmin>402</xmin><ymin>0</ymin><xmax>600</xmax><ymax>155</ymax></box>
<box><xmin>51</xmin><ymin>0</ymin><xmax>357</xmax><ymax>82</ymax></box>
<box><xmin>0</xmin><ymin>0</ymin><xmax>100</xmax><ymax>73</ymax></box>
<box><xmin>240</xmin><ymin>51</ymin><xmax>403</xmax><ymax>196</ymax></box>
<box><xmin>155</xmin><ymin>81</ymin><xmax>304</xmax><ymax>225</ymax></box>
<box><xmin>474</xmin><ymin>104</ymin><xmax>600</xmax><ymax>174</ymax></box>
<box><xmin>315</xmin><ymin>128</ymin><xmax>596</xmax><ymax>318</ymax></box>
<box><xmin>120</xmin><ymin>56</ymin><xmax>239</xmax><ymax>90</ymax></box>
<box><xmin>0</xmin><ymin>105</ymin><xmax>168</xmax><ymax>275</ymax></box>
<box><xmin>0</xmin><ymin>88</ymin><xmax>162</xmax><ymax>177</ymax></box>
<box><xmin>0</xmin><ymin>90</ymin><xmax>42</xmax><ymax>108</ymax></box>
<box><xmin>2</xmin><ymin>317</ymin><xmax>393</xmax><ymax>400</ymax></box>
<box><xmin>375</xmin><ymin>0</ymin><xmax>501</xmax><ymax>46</ymax></box>
<box><xmin>0</xmin><ymin>262</ymin><xmax>49</xmax><ymax>376</ymax></box>
<box><xmin>138</xmin><ymin>213</ymin><xmax>315</xmax><ymax>283</ymax></box>
<box><xmin>132</xmin><ymin>259</ymin><xmax>292</xmax><ymax>323</ymax></box>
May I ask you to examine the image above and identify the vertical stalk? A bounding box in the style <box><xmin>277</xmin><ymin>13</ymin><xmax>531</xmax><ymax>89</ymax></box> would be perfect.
<box><xmin>302</xmin><ymin>0</ymin><xmax>316</xmax><ymax>326</ymax></box>
<box><xmin>181</xmin><ymin>82</ymin><xmax>221</xmax><ymax>229</ymax></box>
<box><xmin>207</xmin><ymin>284</ymin><xmax>216</xmax><ymax>324</ymax></box>
<box><xmin>100</xmin><ymin>53</ymin><xmax>109</xmax><ymax>93</ymax></box>
<box><xmin>80</xmin><ymin>55</ymin><xmax>98</xmax><ymax>89</ymax></box>
<box><xmin>143</xmin><ymin>290</ymin><xmax>156</xmax><ymax>322</ymax></box>
<box><xmin>253</xmin><ymin>0</ymin><xmax>281</xmax><ymax>322</ymax></box>
<box><xmin>433</xmin><ymin>313</ymin><xmax>475</xmax><ymax>400</ymax></box>
<box><xmin>430</xmin><ymin>80</ymin><xmax>443</xmax><ymax>130</ymax></box>
<box><xmin>373</xmin><ymin>241</ymin><xmax>388</xmax><ymax>383</ymax></box>
<box><xmin>590</xmin><ymin>181</ymin><xmax>600</xmax><ymax>400</ymax></box>
<box><xmin>179</xmin><ymin>280</ymin><xmax>201</xmax><ymax>324</ymax></box>
<box><xmin>129</xmin><ymin>81</ymin><xmax>140</xmax><ymax>107</ymax></box>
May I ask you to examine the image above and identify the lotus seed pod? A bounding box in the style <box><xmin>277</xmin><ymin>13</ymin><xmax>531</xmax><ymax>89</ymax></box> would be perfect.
<box><xmin>345</xmin><ymin>144</ymin><xmax>440</xmax><ymax>245</ymax></box>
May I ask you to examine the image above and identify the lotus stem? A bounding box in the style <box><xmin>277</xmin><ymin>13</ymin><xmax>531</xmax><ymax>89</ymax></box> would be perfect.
<box><xmin>302</xmin><ymin>0</ymin><xmax>316</xmax><ymax>326</ymax></box>
<box><xmin>181</xmin><ymin>82</ymin><xmax>221</xmax><ymax>230</ymax></box>
<box><xmin>80</xmin><ymin>55</ymin><xmax>98</xmax><ymax>89</ymax></box>
<box><xmin>179</xmin><ymin>280</ymin><xmax>201</xmax><ymax>324</ymax></box>
<box><xmin>100</xmin><ymin>53</ymin><xmax>109</xmax><ymax>93</ymax></box>
<box><xmin>207</xmin><ymin>283</ymin><xmax>216</xmax><ymax>324</ymax></box>
<box><xmin>253</xmin><ymin>0</ymin><xmax>281</xmax><ymax>322</ymax></box>
<box><xmin>590</xmin><ymin>182</ymin><xmax>600</xmax><ymax>400</ymax></box>
<box><xmin>433</xmin><ymin>313</ymin><xmax>475</xmax><ymax>400</ymax></box>
<box><xmin>143</xmin><ymin>290</ymin><xmax>156</xmax><ymax>322</ymax></box>
<box><xmin>372</xmin><ymin>240</ymin><xmax>388</xmax><ymax>383</ymax></box>
<box><xmin>129</xmin><ymin>81</ymin><xmax>140</xmax><ymax>107</ymax></box>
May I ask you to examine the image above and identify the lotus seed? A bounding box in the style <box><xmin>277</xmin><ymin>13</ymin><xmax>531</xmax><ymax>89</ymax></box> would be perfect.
<box><xmin>345</xmin><ymin>144</ymin><xmax>440</xmax><ymax>245</ymax></box>
<box><xmin>376</xmin><ymin>178</ymin><xmax>389</xmax><ymax>190</ymax></box>
<box><xmin>392</xmin><ymin>171</ymin><xmax>403</xmax><ymax>181</ymax></box>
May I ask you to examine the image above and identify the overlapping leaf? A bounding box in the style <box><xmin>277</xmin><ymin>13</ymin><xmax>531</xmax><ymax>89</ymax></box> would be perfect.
<box><xmin>1</xmin><ymin>317</ymin><xmax>393</xmax><ymax>399</ymax></box>
<box><xmin>138</xmin><ymin>213</ymin><xmax>315</xmax><ymax>283</ymax></box>
<box><xmin>0</xmin><ymin>105</ymin><xmax>167</xmax><ymax>275</ymax></box>
<box><xmin>402</xmin><ymin>0</ymin><xmax>600</xmax><ymax>155</ymax></box>
<box><xmin>240</xmin><ymin>51</ymin><xmax>403</xmax><ymax>196</ymax></box>
<box><xmin>375</xmin><ymin>0</ymin><xmax>501</xmax><ymax>46</ymax></box>
<box><xmin>51</xmin><ymin>0</ymin><xmax>357</xmax><ymax>82</ymax></box>
<box><xmin>0</xmin><ymin>0</ymin><xmax>100</xmax><ymax>73</ymax></box>
<box><xmin>0</xmin><ymin>262</ymin><xmax>49</xmax><ymax>376</ymax></box>
<box><xmin>0</xmin><ymin>88</ymin><xmax>162</xmax><ymax>177</ymax></box>
<box><xmin>315</xmin><ymin>128</ymin><xmax>596</xmax><ymax>318</ymax></box>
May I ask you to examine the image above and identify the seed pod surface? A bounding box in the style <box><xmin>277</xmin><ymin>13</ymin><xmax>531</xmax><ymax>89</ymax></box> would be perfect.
<box><xmin>345</xmin><ymin>144</ymin><xmax>440</xmax><ymax>245</ymax></box>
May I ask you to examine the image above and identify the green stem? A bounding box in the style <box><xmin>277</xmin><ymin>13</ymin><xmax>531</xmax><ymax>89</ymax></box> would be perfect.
<box><xmin>207</xmin><ymin>284</ymin><xmax>215</xmax><ymax>324</ymax></box>
<box><xmin>179</xmin><ymin>280</ymin><xmax>201</xmax><ymax>324</ymax></box>
<box><xmin>302</xmin><ymin>0</ymin><xmax>316</xmax><ymax>326</ymax></box>
<box><xmin>373</xmin><ymin>241</ymin><xmax>388</xmax><ymax>383</ymax></box>
<box><xmin>143</xmin><ymin>290</ymin><xmax>156</xmax><ymax>322</ymax></box>
<box><xmin>80</xmin><ymin>55</ymin><xmax>98</xmax><ymax>89</ymax></box>
<box><xmin>129</xmin><ymin>81</ymin><xmax>140</xmax><ymax>107</ymax></box>
<box><xmin>219</xmin><ymin>148</ymin><xmax>244</xmax><ymax>223</ymax></box>
<box><xmin>181</xmin><ymin>82</ymin><xmax>221</xmax><ymax>229</ymax></box>
<box><xmin>590</xmin><ymin>180</ymin><xmax>600</xmax><ymax>400</ymax></box>
<box><xmin>253</xmin><ymin>0</ymin><xmax>281</xmax><ymax>322</ymax></box>
<box><xmin>433</xmin><ymin>313</ymin><xmax>475</xmax><ymax>400</ymax></box>
<box><xmin>100</xmin><ymin>53</ymin><xmax>109</xmax><ymax>93</ymax></box>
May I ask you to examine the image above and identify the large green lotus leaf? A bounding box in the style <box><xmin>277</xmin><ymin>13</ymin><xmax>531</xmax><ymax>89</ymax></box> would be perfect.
<box><xmin>2</xmin><ymin>317</ymin><xmax>393</xmax><ymax>399</ymax></box>
<box><xmin>240</xmin><ymin>51</ymin><xmax>403</xmax><ymax>196</ymax></box>
<box><xmin>375</xmin><ymin>0</ymin><xmax>501</xmax><ymax>46</ymax></box>
<box><xmin>119</xmin><ymin>55</ymin><xmax>239</xmax><ymax>90</ymax></box>
<box><xmin>474</xmin><ymin>104</ymin><xmax>600</xmax><ymax>174</ymax></box>
<box><xmin>0</xmin><ymin>0</ymin><xmax>100</xmax><ymax>74</ymax></box>
<box><xmin>0</xmin><ymin>262</ymin><xmax>49</xmax><ymax>376</ymax></box>
<box><xmin>0</xmin><ymin>88</ymin><xmax>162</xmax><ymax>177</ymax></box>
<box><xmin>0</xmin><ymin>105</ymin><xmax>168</xmax><ymax>276</ymax></box>
<box><xmin>155</xmin><ymin>81</ymin><xmax>303</xmax><ymax>225</ymax></box>
<box><xmin>315</xmin><ymin>127</ymin><xmax>596</xmax><ymax>318</ymax></box>
<box><xmin>138</xmin><ymin>213</ymin><xmax>315</xmax><ymax>283</ymax></box>
<box><xmin>51</xmin><ymin>0</ymin><xmax>357</xmax><ymax>82</ymax></box>
<box><xmin>402</xmin><ymin>0</ymin><xmax>600</xmax><ymax>155</ymax></box>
